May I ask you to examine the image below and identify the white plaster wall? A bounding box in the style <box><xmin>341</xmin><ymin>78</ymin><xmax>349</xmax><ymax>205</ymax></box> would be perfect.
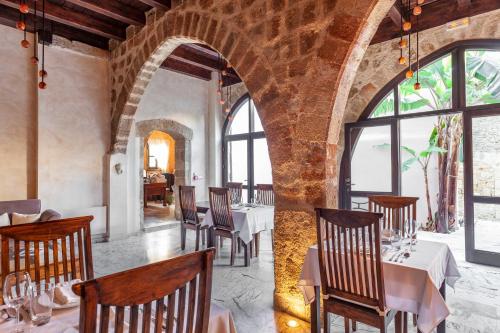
<box><xmin>134</xmin><ymin>69</ymin><xmax>211</xmax><ymax>200</ymax></box>
<box><xmin>37</xmin><ymin>45</ymin><xmax>110</xmax><ymax>234</ymax></box>
<box><xmin>0</xmin><ymin>26</ymin><xmax>37</xmax><ymax>200</ymax></box>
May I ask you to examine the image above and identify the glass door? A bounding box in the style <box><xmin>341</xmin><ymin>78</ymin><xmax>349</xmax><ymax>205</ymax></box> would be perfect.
<box><xmin>464</xmin><ymin>109</ymin><xmax>500</xmax><ymax>266</ymax></box>
<box><xmin>342</xmin><ymin>119</ymin><xmax>399</xmax><ymax>211</ymax></box>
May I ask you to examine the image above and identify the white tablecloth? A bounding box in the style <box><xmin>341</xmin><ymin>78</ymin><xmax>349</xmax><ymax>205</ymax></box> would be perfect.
<box><xmin>0</xmin><ymin>302</ymin><xmax>236</xmax><ymax>333</ymax></box>
<box><xmin>298</xmin><ymin>240</ymin><xmax>460</xmax><ymax>333</ymax></box>
<box><xmin>202</xmin><ymin>206</ymin><xmax>274</xmax><ymax>244</ymax></box>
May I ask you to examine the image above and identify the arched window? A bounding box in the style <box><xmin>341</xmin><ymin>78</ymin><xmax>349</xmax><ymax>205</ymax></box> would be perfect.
<box><xmin>342</xmin><ymin>41</ymin><xmax>500</xmax><ymax>266</ymax></box>
<box><xmin>223</xmin><ymin>94</ymin><xmax>272</xmax><ymax>202</ymax></box>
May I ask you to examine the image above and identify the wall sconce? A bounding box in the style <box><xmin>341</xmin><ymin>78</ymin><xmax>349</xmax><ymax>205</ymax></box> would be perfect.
<box><xmin>114</xmin><ymin>163</ymin><xmax>123</xmax><ymax>175</ymax></box>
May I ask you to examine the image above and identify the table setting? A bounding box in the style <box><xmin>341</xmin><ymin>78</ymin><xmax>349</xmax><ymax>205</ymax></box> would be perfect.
<box><xmin>200</xmin><ymin>202</ymin><xmax>274</xmax><ymax>244</ymax></box>
<box><xmin>299</xmin><ymin>220</ymin><xmax>461</xmax><ymax>333</ymax></box>
<box><xmin>0</xmin><ymin>272</ymin><xmax>237</xmax><ymax>333</ymax></box>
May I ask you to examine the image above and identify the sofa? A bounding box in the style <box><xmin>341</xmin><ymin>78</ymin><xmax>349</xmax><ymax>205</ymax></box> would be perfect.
<box><xmin>0</xmin><ymin>199</ymin><xmax>61</xmax><ymax>224</ymax></box>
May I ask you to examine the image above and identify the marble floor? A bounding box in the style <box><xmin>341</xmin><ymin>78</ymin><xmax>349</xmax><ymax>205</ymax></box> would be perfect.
<box><xmin>143</xmin><ymin>202</ymin><xmax>177</xmax><ymax>229</ymax></box>
<box><xmin>92</xmin><ymin>224</ymin><xmax>500</xmax><ymax>333</ymax></box>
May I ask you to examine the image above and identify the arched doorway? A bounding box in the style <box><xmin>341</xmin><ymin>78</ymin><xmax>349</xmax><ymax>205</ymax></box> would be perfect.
<box><xmin>136</xmin><ymin>119</ymin><xmax>193</xmax><ymax>229</ymax></box>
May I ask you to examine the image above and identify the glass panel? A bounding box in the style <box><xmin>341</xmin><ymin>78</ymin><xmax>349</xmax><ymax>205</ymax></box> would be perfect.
<box><xmin>228</xmin><ymin>99</ymin><xmax>250</xmax><ymax>135</ymax></box>
<box><xmin>227</xmin><ymin>140</ymin><xmax>248</xmax><ymax>186</ymax></box>
<box><xmin>399</xmin><ymin>54</ymin><xmax>453</xmax><ymax>114</ymax></box>
<box><xmin>253</xmin><ymin>138</ymin><xmax>272</xmax><ymax>184</ymax></box>
<box><xmin>369</xmin><ymin>91</ymin><xmax>395</xmax><ymax>118</ymax></box>
<box><xmin>473</xmin><ymin>203</ymin><xmax>500</xmax><ymax>253</ymax></box>
<box><xmin>351</xmin><ymin>196</ymin><xmax>369</xmax><ymax>211</ymax></box>
<box><xmin>350</xmin><ymin>125</ymin><xmax>392</xmax><ymax>192</ymax></box>
<box><xmin>401</xmin><ymin>116</ymin><xmax>439</xmax><ymax>225</ymax></box>
<box><xmin>252</xmin><ymin>101</ymin><xmax>264</xmax><ymax>132</ymax></box>
<box><xmin>466</xmin><ymin>50</ymin><xmax>500</xmax><ymax>106</ymax></box>
<box><xmin>472</xmin><ymin>115</ymin><xmax>500</xmax><ymax>196</ymax></box>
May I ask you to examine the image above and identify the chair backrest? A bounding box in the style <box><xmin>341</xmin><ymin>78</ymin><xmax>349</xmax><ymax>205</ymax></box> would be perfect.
<box><xmin>368</xmin><ymin>195</ymin><xmax>418</xmax><ymax>234</ymax></box>
<box><xmin>73</xmin><ymin>249</ymin><xmax>215</xmax><ymax>333</ymax></box>
<box><xmin>208</xmin><ymin>187</ymin><xmax>234</xmax><ymax>231</ymax></box>
<box><xmin>0</xmin><ymin>216</ymin><xmax>94</xmax><ymax>286</ymax></box>
<box><xmin>226</xmin><ymin>182</ymin><xmax>243</xmax><ymax>204</ymax></box>
<box><xmin>179</xmin><ymin>185</ymin><xmax>200</xmax><ymax>224</ymax></box>
<box><xmin>255</xmin><ymin>184</ymin><xmax>274</xmax><ymax>205</ymax></box>
<box><xmin>315</xmin><ymin>208</ymin><xmax>385</xmax><ymax>313</ymax></box>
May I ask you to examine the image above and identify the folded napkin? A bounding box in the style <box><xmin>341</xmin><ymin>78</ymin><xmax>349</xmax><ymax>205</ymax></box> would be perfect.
<box><xmin>54</xmin><ymin>280</ymin><xmax>81</xmax><ymax>305</ymax></box>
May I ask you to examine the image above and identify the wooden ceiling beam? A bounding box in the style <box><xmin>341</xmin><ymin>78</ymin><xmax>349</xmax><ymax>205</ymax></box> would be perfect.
<box><xmin>160</xmin><ymin>57</ymin><xmax>212</xmax><ymax>81</ymax></box>
<box><xmin>64</xmin><ymin>0</ymin><xmax>145</xmax><ymax>26</ymax></box>
<box><xmin>387</xmin><ymin>5</ymin><xmax>403</xmax><ymax>27</ymax></box>
<box><xmin>137</xmin><ymin>0</ymin><xmax>171</xmax><ymax>10</ymax></box>
<box><xmin>0</xmin><ymin>0</ymin><xmax>125</xmax><ymax>40</ymax></box>
<box><xmin>372</xmin><ymin>0</ymin><xmax>498</xmax><ymax>44</ymax></box>
<box><xmin>0</xmin><ymin>4</ymin><xmax>109</xmax><ymax>49</ymax></box>
<box><xmin>457</xmin><ymin>0</ymin><xmax>471</xmax><ymax>10</ymax></box>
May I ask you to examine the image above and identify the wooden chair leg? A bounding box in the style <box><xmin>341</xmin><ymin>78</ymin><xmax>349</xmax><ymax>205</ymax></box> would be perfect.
<box><xmin>323</xmin><ymin>312</ymin><xmax>330</xmax><ymax>333</ymax></box>
<box><xmin>395</xmin><ymin>312</ymin><xmax>402</xmax><ymax>333</ymax></box>
<box><xmin>237</xmin><ymin>238</ymin><xmax>242</xmax><ymax>253</ymax></box>
<box><xmin>201</xmin><ymin>228</ymin><xmax>206</xmax><ymax>246</ymax></box>
<box><xmin>214</xmin><ymin>234</ymin><xmax>219</xmax><ymax>255</ymax></box>
<box><xmin>344</xmin><ymin>317</ymin><xmax>350</xmax><ymax>333</ymax></box>
<box><xmin>195</xmin><ymin>227</ymin><xmax>200</xmax><ymax>251</ymax></box>
<box><xmin>180</xmin><ymin>223</ymin><xmax>186</xmax><ymax>250</ymax></box>
<box><xmin>242</xmin><ymin>241</ymin><xmax>250</xmax><ymax>267</ymax></box>
<box><xmin>352</xmin><ymin>320</ymin><xmax>357</xmax><ymax>331</ymax></box>
<box><xmin>404</xmin><ymin>312</ymin><xmax>408</xmax><ymax>333</ymax></box>
<box><xmin>249</xmin><ymin>240</ymin><xmax>253</xmax><ymax>259</ymax></box>
<box><xmin>230</xmin><ymin>235</ymin><xmax>236</xmax><ymax>266</ymax></box>
<box><xmin>254</xmin><ymin>233</ymin><xmax>260</xmax><ymax>257</ymax></box>
<box><xmin>413</xmin><ymin>314</ymin><xmax>417</xmax><ymax>327</ymax></box>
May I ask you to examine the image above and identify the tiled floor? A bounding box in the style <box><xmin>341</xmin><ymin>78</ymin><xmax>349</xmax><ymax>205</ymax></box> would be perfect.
<box><xmin>143</xmin><ymin>202</ymin><xmax>177</xmax><ymax>229</ymax></box>
<box><xmin>92</xmin><ymin>224</ymin><xmax>500</xmax><ymax>333</ymax></box>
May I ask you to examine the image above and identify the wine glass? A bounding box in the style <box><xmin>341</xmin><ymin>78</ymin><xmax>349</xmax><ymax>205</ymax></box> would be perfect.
<box><xmin>410</xmin><ymin>219</ymin><xmax>420</xmax><ymax>251</ymax></box>
<box><xmin>3</xmin><ymin>272</ymin><xmax>31</xmax><ymax>332</ymax></box>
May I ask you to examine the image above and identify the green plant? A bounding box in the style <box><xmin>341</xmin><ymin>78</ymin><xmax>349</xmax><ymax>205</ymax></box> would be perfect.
<box><xmin>401</xmin><ymin>127</ymin><xmax>447</xmax><ymax>228</ymax></box>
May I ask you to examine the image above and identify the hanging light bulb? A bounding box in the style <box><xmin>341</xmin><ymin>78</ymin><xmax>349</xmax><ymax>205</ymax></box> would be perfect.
<box><xmin>406</xmin><ymin>70</ymin><xmax>414</xmax><ymax>78</ymax></box>
<box><xmin>219</xmin><ymin>99</ymin><xmax>225</xmax><ymax>105</ymax></box>
<box><xmin>21</xmin><ymin>39</ymin><xmax>30</xmax><ymax>48</ymax></box>
<box><xmin>413</xmin><ymin>6</ymin><xmax>422</xmax><ymax>16</ymax></box>
<box><xmin>225</xmin><ymin>107</ymin><xmax>230</xmax><ymax>113</ymax></box>
<box><xmin>399</xmin><ymin>39</ymin><xmax>407</xmax><ymax>48</ymax></box>
<box><xmin>30</xmin><ymin>56</ymin><xmax>39</xmax><ymax>64</ymax></box>
<box><xmin>39</xmin><ymin>70</ymin><xmax>47</xmax><ymax>78</ymax></box>
<box><xmin>16</xmin><ymin>21</ymin><xmax>26</xmax><ymax>30</ymax></box>
<box><xmin>399</xmin><ymin>56</ymin><xmax>406</xmax><ymax>65</ymax></box>
<box><xmin>38</xmin><ymin>81</ymin><xmax>47</xmax><ymax>89</ymax></box>
<box><xmin>414</xmin><ymin>82</ymin><xmax>421</xmax><ymax>90</ymax></box>
<box><xmin>19</xmin><ymin>3</ymin><xmax>29</xmax><ymax>13</ymax></box>
<box><xmin>403</xmin><ymin>21</ymin><xmax>412</xmax><ymax>31</ymax></box>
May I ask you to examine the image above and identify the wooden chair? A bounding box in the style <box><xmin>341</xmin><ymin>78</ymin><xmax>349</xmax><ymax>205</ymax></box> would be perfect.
<box><xmin>255</xmin><ymin>184</ymin><xmax>274</xmax><ymax>206</ymax></box>
<box><xmin>0</xmin><ymin>216</ymin><xmax>94</xmax><ymax>291</ymax></box>
<box><xmin>251</xmin><ymin>184</ymin><xmax>275</xmax><ymax>257</ymax></box>
<box><xmin>315</xmin><ymin>208</ymin><xmax>405</xmax><ymax>333</ymax></box>
<box><xmin>368</xmin><ymin>196</ymin><xmax>418</xmax><ymax>235</ymax></box>
<box><xmin>368</xmin><ymin>195</ymin><xmax>419</xmax><ymax>329</ymax></box>
<box><xmin>179</xmin><ymin>185</ymin><xmax>208</xmax><ymax>251</ymax></box>
<box><xmin>226</xmin><ymin>182</ymin><xmax>243</xmax><ymax>205</ymax></box>
<box><xmin>209</xmin><ymin>187</ymin><xmax>251</xmax><ymax>266</ymax></box>
<box><xmin>73</xmin><ymin>249</ymin><xmax>215</xmax><ymax>333</ymax></box>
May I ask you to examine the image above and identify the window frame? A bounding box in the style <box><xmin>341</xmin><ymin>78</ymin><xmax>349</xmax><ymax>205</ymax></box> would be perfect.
<box><xmin>222</xmin><ymin>93</ymin><xmax>266</xmax><ymax>202</ymax></box>
<box><xmin>340</xmin><ymin>39</ymin><xmax>500</xmax><ymax>208</ymax></box>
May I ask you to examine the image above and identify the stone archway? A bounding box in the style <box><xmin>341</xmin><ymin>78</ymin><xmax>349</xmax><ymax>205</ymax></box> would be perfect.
<box><xmin>136</xmin><ymin>119</ymin><xmax>193</xmax><ymax>227</ymax></box>
<box><xmin>110</xmin><ymin>0</ymin><xmax>396</xmax><ymax>320</ymax></box>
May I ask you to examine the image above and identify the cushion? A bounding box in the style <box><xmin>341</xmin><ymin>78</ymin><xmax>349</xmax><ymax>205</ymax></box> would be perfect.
<box><xmin>11</xmin><ymin>212</ymin><xmax>40</xmax><ymax>225</ymax></box>
<box><xmin>0</xmin><ymin>213</ymin><xmax>10</xmax><ymax>227</ymax></box>
<box><xmin>40</xmin><ymin>209</ymin><xmax>62</xmax><ymax>222</ymax></box>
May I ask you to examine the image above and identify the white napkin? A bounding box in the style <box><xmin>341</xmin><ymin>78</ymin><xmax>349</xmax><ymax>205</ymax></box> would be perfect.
<box><xmin>54</xmin><ymin>280</ymin><xmax>81</xmax><ymax>305</ymax></box>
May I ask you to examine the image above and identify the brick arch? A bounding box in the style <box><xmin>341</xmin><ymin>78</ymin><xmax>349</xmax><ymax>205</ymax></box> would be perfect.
<box><xmin>109</xmin><ymin>0</ymin><xmax>396</xmax><ymax>320</ymax></box>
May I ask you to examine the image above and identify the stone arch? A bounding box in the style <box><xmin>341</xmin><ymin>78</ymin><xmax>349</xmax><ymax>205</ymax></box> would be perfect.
<box><xmin>136</xmin><ymin>119</ymin><xmax>193</xmax><ymax>226</ymax></box>
<box><xmin>110</xmin><ymin>0</ymin><xmax>399</xmax><ymax>320</ymax></box>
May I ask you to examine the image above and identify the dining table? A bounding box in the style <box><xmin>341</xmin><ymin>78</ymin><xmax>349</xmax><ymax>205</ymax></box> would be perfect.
<box><xmin>299</xmin><ymin>239</ymin><xmax>461</xmax><ymax>333</ymax></box>
<box><xmin>196</xmin><ymin>201</ymin><xmax>275</xmax><ymax>245</ymax></box>
<box><xmin>0</xmin><ymin>302</ymin><xmax>237</xmax><ymax>333</ymax></box>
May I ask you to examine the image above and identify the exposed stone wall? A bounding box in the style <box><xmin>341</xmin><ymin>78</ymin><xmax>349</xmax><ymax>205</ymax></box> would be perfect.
<box><xmin>108</xmin><ymin>0</ymin><xmax>395</xmax><ymax>319</ymax></box>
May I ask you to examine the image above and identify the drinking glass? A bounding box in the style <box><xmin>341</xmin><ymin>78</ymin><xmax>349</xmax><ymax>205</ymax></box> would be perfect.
<box><xmin>29</xmin><ymin>282</ymin><xmax>55</xmax><ymax>326</ymax></box>
<box><xmin>410</xmin><ymin>219</ymin><xmax>420</xmax><ymax>251</ymax></box>
<box><xmin>3</xmin><ymin>272</ymin><xmax>31</xmax><ymax>333</ymax></box>
<box><xmin>390</xmin><ymin>228</ymin><xmax>402</xmax><ymax>250</ymax></box>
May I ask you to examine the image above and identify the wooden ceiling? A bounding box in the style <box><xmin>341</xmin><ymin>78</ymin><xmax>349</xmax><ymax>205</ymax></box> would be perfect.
<box><xmin>0</xmin><ymin>0</ymin><xmax>497</xmax><ymax>83</ymax></box>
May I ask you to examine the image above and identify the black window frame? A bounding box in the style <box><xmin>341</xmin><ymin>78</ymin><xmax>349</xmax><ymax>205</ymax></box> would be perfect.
<box><xmin>222</xmin><ymin>93</ymin><xmax>266</xmax><ymax>202</ymax></box>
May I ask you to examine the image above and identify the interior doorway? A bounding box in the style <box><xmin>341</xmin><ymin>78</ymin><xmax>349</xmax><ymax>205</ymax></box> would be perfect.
<box><xmin>135</xmin><ymin>119</ymin><xmax>193</xmax><ymax>231</ymax></box>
